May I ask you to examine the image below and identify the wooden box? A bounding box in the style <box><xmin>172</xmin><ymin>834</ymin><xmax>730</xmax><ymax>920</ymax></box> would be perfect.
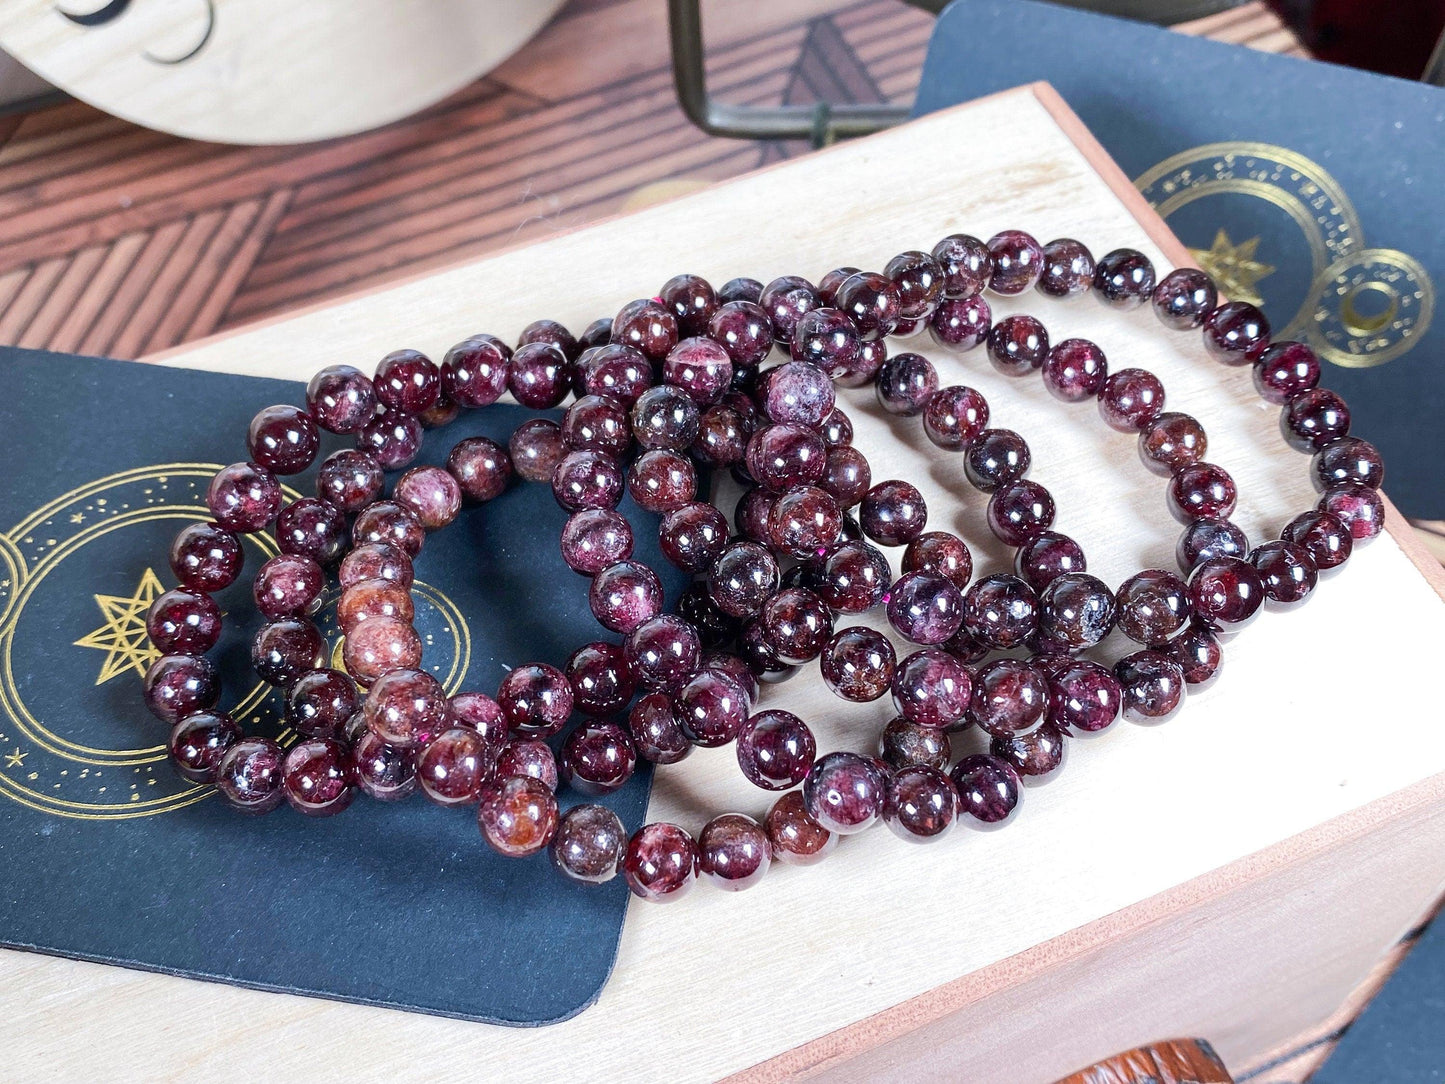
<box><xmin>6</xmin><ymin>84</ymin><xmax>1444</xmax><ymax>1082</ymax></box>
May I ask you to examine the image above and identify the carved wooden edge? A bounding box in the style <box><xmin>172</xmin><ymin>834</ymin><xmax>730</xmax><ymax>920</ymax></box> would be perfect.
<box><xmin>724</xmin><ymin>82</ymin><xmax>1445</xmax><ymax>1083</ymax></box>
<box><xmin>1054</xmin><ymin>1038</ymin><xmax>1234</xmax><ymax>1084</ymax></box>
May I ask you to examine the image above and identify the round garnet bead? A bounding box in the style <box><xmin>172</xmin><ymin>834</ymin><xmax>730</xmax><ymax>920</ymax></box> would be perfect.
<box><xmin>625</xmin><ymin>614</ymin><xmax>702</xmax><ymax>692</ymax></box>
<box><xmin>1042</xmin><ymin>338</ymin><xmax>1108</xmax><ymax>402</ymax></box>
<box><xmin>168</xmin><ymin>711</ymin><xmax>241</xmax><ymax>783</ymax></box>
<box><xmin>440</xmin><ymin>334</ymin><xmax>510</xmax><ymax>407</ymax></box>
<box><xmin>146</xmin><ymin>588</ymin><xmax>222</xmax><ymax>655</ymax></box>
<box><xmin>281</xmin><ymin>738</ymin><xmax>354</xmax><ymax>817</ymax></box>
<box><xmin>1014</xmin><ymin>531</ymin><xmax>1086</xmax><ymax>592</ymax></box>
<box><xmin>1036</xmin><ymin>237</ymin><xmax>1094</xmax><ymax>298</ymax></box>
<box><xmin>860</xmin><ymin>479</ymin><xmax>928</xmax><ymax>546</ymax></box>
<box><xmin>1045</xmin><ymin>659</ymin><xmax>1121</xmax><ymax>735</ymax></box>
<box><xmin>361</xmin><ymin>668</ymin><xmax>452</xmax><ymax>748</ymax></box>
<box><xmin>1251</xmin><ymin>540</ymin><xmax>1318</xmax><ymax>607</ymax></box>
<box><xmin>876</xmin><ymin>352</ymin><xmax>939</xmax><ymax>417</ymax></box>
<box><xmin>887</xmin><ymin>570</ymin><xmax>964</xmax><ymax>646</ymax></box>
<box><xmin>478</xmin><ymin>776</ymin><xmax>559</xmax><ymax>858</ymax></box>
<box><xmin>1093</xmin><ymin>248</ymin><xmax>1155</xmax><ymax>307</ymax></box>
<box><xmin>307</xmin><ymin>364</ymin><xmax>378</xmax><ymax>433</ymax></box>
<box><xmin>622</xmin><ymin>822</ymin><xmax>698</xmax><ymax>902</ymax></box>
<box><xmin>1312</xmin><ymin>437</ymin><xmax>1384</xmax><ymax>492</ymax></box>
<box><xmin>1115</xmin><ymin>650</ymin><xmax>1186</xmax><ymax>724</ymax></box>
<box><xmin>560</xmin><ymin>721</ymin><xmax>637</xmax><ymax>796</ymax></box>
<box><xmin>1115</xmin><ymin>569</ymin><xmax>1192</xmax><ymax>644</ymax></box>
<box><xmin>1176</xmin><ymin>517</ymin><xmax>1248</xmax><ymax>574</ymax></box>
<box><xmin>884</xmin><ymin>765</ymin><xmax>958</xmax><ymax>843</ymax></box>
<box><xmin>207</xmin><ymin>462</ymin><xmax>282</xmax><ymax>533</ymax></box>
<box><xmin>1036</xmin><ymin>572</ymin><xmax>1116</xmax><ymax>651</ymax></box>
<box><xmin>551</xmin><ymin>804</ymin><xmax>627</xmax><ymax>885</ymax></box>
<box><xmin>891</xmin><ymin>648</ymin><xmax>971</xmax><ymax>729</ymax></box>
<box><xmin>1098</xmin><ymin>368</ymin><xmax>1165</xmax><ymax>432</ymax></box>
<box><xmin>498</xmin><ymin>663</ymin><xmax>574</xmax><ymax>738</ymax></box>
<box><xmin>879</xmin><ymin>716</ymin><xmax>951</xmax><ymax>770</ymax></box>
<box><xmin>316</xmin><ymin>449</ymin><xmax>385</xmax><ymax>513</ymax></box>
<box><xmin>1151</xmin><ymin>268</ymin><xmax>1216</xmax><ymax>329</ymax></box>
<box><xmin>962</xmin><ymin>573</ymin><xmax>1038</xmax><ymax>650</ymax></box>
<box><xmin>698</xmin><ymin>814</ymin><xmax>771</xmax><ymax>891</ymax></box>
<box><xmin>803</xmin><ymin>751</ymin><xmax>889</xmax><ymax>835</ymax></box>
<box><xmin>1283</xmin><ymin>509</ymin><xmax>1353</xmax><ymax>570</ymax></box>
<box><xmin>1253</xmin><ymin>341</ymin><xmax>1321</xmax><ymax>405</ymax></box>
<box><xmin>950</xmin><ymin>753</ymin><xmax>1021</xmax><ymax>828</ymax></box>
<box><xmin>247</xmin><ymin>404</ymin><xmax>319</xmax><ymax>476</ymax></box>
<box><xmin>1282</xmin><ymin>388</ymin><xmax>1351</xmax><ymax>452</ymax></box>
<box><xmin>932</xmin><ymin>233</ymin><xmax>991</xmax><ymax>298</ymax></box>
<box><xmin>765</xmin><ymin>791</ymin><xmax>836</xmax><ymax>865</ymax></box>
<box><xmin>1203</xmin><ymin>301</ymin><xmax>1270</xmax><ymax>364</ymax></box>
<box><xmin>1186</xmin><ymin>555</ymin><xmax>1264</xmax><ymax>634</ymax></box>
<box><xmin>251</xmin><ymin>617</ymin><xmax>325</xmax><ymax>687</ymax></box>
<box><xmin>350</xmin><ymin>730</ymin><xmax>417</xmax><ymax>802</ymax></box>
<box><xmin>820</xmin><ymin>626</ymin><xmax>896</xmax><ymax>703</ymax></box>
<box><xmin>1320</xmin><ymin>483</ymin><xmax>1385</xmax><ymax>542</ymax></box>
<box><xmin>169</xmin><ymin>522</ymin><xmax>243</xmax><ymax>593</ymax></box>
<box><xmin>285</xmin><ymin>668</ymin><xmax>360</xmax><ymax>739</ymax></box>
<box><xmin>923</xmin><ymin>385</ymin><xmax>990</xmax><ymax>450</ymax></box>
<box><xmin>985</xmin><ymin>230</ymin><xmax>1044</xmax><ymax>294</ymax></box>
<box><xmin>216</xmin><ymin>736</ymin><xmax>285</xmax><ymax>815</ymax></box>
<box><xmin>1140</xmin><ymin>412</ymin><xmax>1207</xmax><ymax>476</ymax></box>
<box><xmin>1167</xmin><ymin>462</ymin><xmax>1238</xmax><ymax>522</ymax></box>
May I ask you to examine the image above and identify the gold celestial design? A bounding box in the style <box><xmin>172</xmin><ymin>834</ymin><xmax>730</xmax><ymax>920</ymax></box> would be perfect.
<box><xmin>73</xmin><ymin>567</ymin><xmax>165</xmax><ymax>686</ymax></box>
<box><xmin>4</xmin><ymin>748</ymin><xmax>26</xmax><ymax>769</ymax></box>
<box><xmin>1189</xmin><ymin>228</ymin><xmax>1275</xmax><ymax>308</ymax></box>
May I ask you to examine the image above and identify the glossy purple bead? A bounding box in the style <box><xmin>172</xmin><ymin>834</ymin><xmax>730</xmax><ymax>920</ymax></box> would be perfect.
<box><xmin>562</xmin><ymin>395</ymin><xmax>631</xmax><ymax>458</ymax></box>
<box><xmin>875</xmin><ymin>352</ymin><xmax>938</xmax><ymax>417</ymax></box>
<box><xmin>1250</xmin><ymin>540</ymin><xmax>1318</xmax><ymax>607</ymax></box>
<box><xmin>1168</xmin><ymin>462</ymin><xmax>1238</xmax><ymax>522</ymax></box>
<box><xmin>759</xmin><ymin>587</ymin><xmax>833</xmax><ymax>665</ymax></box>
<box><xmin>987</xmin><ymin>479</ymin><xmax>1055</xmax><ymax>546</ymax></box>
<box><xmin>659</xmin><ymin>273</ymin><xmax>718</xmax><ymax>338</ymax></box>
<box><xmin>316</xmin><ymin>448</ymin><xmax>384</xmax><ymax>513</ymax></box>
<box><xmin>719</xmin><ymin>277</ymin><xmax>763</xmax><ymax>304</ymax></box>
<box><xmin>1311</xmin><ymin>437</ymin><xmax>1384</xmax><ymax>492</ymax></box>
<box><xmin>627</xmin><ymin>693</ymin><xmax>692</xmax><ymax>765</ymax></box>
<box><xmin>708</xmin><ymin>541</ymin><xmax>780</xmax><ymax>619</ymax></box>
<box><xmin>735</xmin><ymin>709</ymin><xmax>816</xmax><ymax>790</ymax></box>
<box><xmin>146</xmin><ymin>588</ymin><xmax>222</xmax><ymax>655</ymax></box>
<box><xmin>1189</xmin><ymin>556</ymin><xmax>1265</xmax><ymax>630</ymax></box>
<box><xmin>884</xmin><ymin>766</ymin><xmax>958</xmax><ymax>842</ymax></box>
<box><xmin>1283</xmin><ymin>509</ymin><xmax>1353</xmax><ymax>570</ymax></box>
<box><xmin>1014</xmin><ymin>531</ymin><xmax>1086</xmax><ymax>592</ymax></box>
<box><xmin>928</xmin><ymin>295</ymin><xmax>991</xmax><ymax>349</ymax></box>
<box><xmin>1176</xmin><ymin>517</ymin><xmax>1248</xmax><ymax>573</ymax></box>
<box><xmin>440</xmin><ymin>333</ymin><xmax>510</xmax><ymax>406</ymax></box>
<box><xmin>932</xmin><ymin>233</ymin><xmax>991</xmax><ymax>298</ymax></box>
<box><xmin>622</xmin><ymin>822</ymin><xmax>698</xmax><ymax>902</ymax></box>
<box><xmin>1042</xmin><ymin>338</ymin><xmax>1108</xmax><ymax>402</ymax></box>
<box><xmin>986</xmin><ymin>314</ymin><xmax>1049</xmax><ymax>376</ymax></box>
<box><xmin>446</xmin><ymin>436</ymin><xmax>511</xmax><ymax>503</ymax></box>
<box><xmin>1098</xmin><ymin>368</ymin><xmax>1165</xmax><ymax>432</ymax></box>
<box><xmin>1046</xmin><ymin>659</ymin><xmax>1121</xmax><ymax>735</ymax></box>
<box><xmin>903</xmin><ymin>531</ymin><xmax>973</xmax><ymax>591</ymax></box>
<box><xmin>835</xmin><ymin>271</ymin><xmax>901</xmax><ymax>340</ymax></box>
<box><xmin>1115</xmin><ymin>569</ymin><xmax>1192</xmax><ymax>644</ymax></box>
<box><xmin>1282</xmin><ymin>388</ymin><xmax>1351</xmax><ymax>451</ymax></box>
<box><xmin>247</xmin><ymin>404</ymin><xmax>319</xmax><ymax>476</ymax></box>
<box><xmin>479</xmin><ymin>776</ymin><xmax>560</xmax><ymax>858</ymax></box>
<box><xmin>923</xmin><ymin>385</ymin><xmax>991</xmax><ymax>451</ymax></box>
<box><xmin>1036</xmin><ymin>237</ymin><xmax>1095</xmax><ymax>298</ymax></box>
<box><xmin>891</xmin><ymin>648</ymin><xmax>971</xmax><ymax>729</ymax></box>
<box><xmin>964</xmin><ymin>428</ymin><xmax>1030</xmax><ymax>491</ymax></box>
<box><xmin>559</xmin><ymin>721</ymin><xmax>636</xmax><ymax>797</ymax></box>
<box><xmin>763</xmin><ymin>360</ymin><xmax>835</xmax><ymax>430</ymax></box>
<box><xmin>207</xmin><ymin>462</ymin><xmax>282</xmax><ymax>533</ymax></box>
<box><xmin>950</xmin><ymin>753</ymin><xmax>1021</xmax><ymax>828</ymax></box>
<box><xmin>1115</xmin><ymin>650</ymin><xmax>1186</xmax><ymax>724</ymax></box>
<box><xmin>1036</xmin><ymin>573</ymin><xmax>1115</xmax><ymax>651</ymax></box>
<box><xmin>497</xmin><ymin>662</ymin><xmax>573</xmax><ymax>739</ymax></box>
<box><xmin>819</xmin><ymin>626</ymin><xmax>895</xmax><ymax>703</ymax></box>
<box><xmin>860</xmin><ymin>479</ymin><xmax>927</xmax><ymax>546</ymax></box>
<box><xmin>494</xmin><ymin>738</ymin><xmax>559</xmax><ymax>790</ymax></box>
<box><xmin>251</xmin><ymin>618</ymin><xmax>325</xmax><ymax>688</ymax></box>
<box><xmin>697</xmin><ymin>814</ymin><xmax>772</xmax><ymax>892</ymax></box>
<box><xmin>1093</xmin><ymin>248</ymin><xmax>1155</xmax><ymax>308</ymax></box>
<box><xmin>625</xmin><ymin>614</ymin><xmax>701</xmax><ymax>693</ymax></box>
<box><xmin>708</xmin><ymin>300</ymin><xmax>774</xmax><ymax>369</ymax></box>
<box><xmin>885</xmin><ymin>250</ymin><xmax>944</xmax><ymax>318</ymax></box>
<box><xmin>970</xmin><ymin>658</ymin><xmax>1049</xmax><ymax>737</ymax></box>
<box><xmin>1151</xmin><ymin>268</ymin><xmax>1217</xmax><ymax>330</ymax></box>
<box><xmin>565</xmin><ymin>642</ymin><xmax>635</xmax><ymax>717</ymax></box>
<box><xmin>216</xmin><ymin>737</ymin><xmax>285</xmax><ymax>814</ymax></box>
<box><xmin>1140</xmin><ymin>412</ymin><xmax>1207</xmax><ymax>476</ymax></box>
<box><xmin>745</xmin><ymin>423</ymin><xmax>827</xmax><ymax>492</ymax></box>
<box><xmin>591</xmin><ymin>559</ymin><xmax>664</xmax><ymax>633</ymax></box>
<box><xmin>802</xmin><ymin>751</ymin><xmax>888</xmax><ymax>835</ymax></box>
<box><xmin>561</xmin><ymin>508</ymin><xmax>633</xmax><ymax>576</ymax></box>
<box><xmin>374</xmin><ymin>349</ymin><xmax>441</xmax><ymax>414</ymax></box>
<box><xmin>817</xmin><ymin>539</ymin><xmax>891</xmax><ymax>614</ymax></box>
<box><xmin>352</xmin><ymin>501</ymin><xmax>424</xmax><ymax>557</ymax></box>
<box><xmin>612</xmin><ymin>298</ymin><xmax>679</xmax><ymax>363</ymax></box>
<box><xmin>350</xmin><ymin>730</ymin><xmax>416</xmax><ymax>801</ymax></box>
<box><xmin>673</xmin><ymin>668</ymin><xmax>749</xmax><ymax>747</ymax></box>
<box><xmin>664</xmin><ymin>336</ymin><xmax>733</xmax><ymax>405</ymax></box>
<box><xmin>306</xmin><ymin>364</ymin><xmax>378</xmax><ymax>433</ymax></box>
<box><xmin>551</xmin><ymin>804</ymin><xmax>627</xmax><ymax>885</ymax></box>
<box><xmin>1253</xmin><ymin>341</ymin><xmax>1321</xmax><ymax>405</ymax></box>
<box><xmin>630</xmin><ymin>384</ymin><xmax>699</xmax><ymax>452</ymax></box>
<box><xmin>886</xmin><ymin>570</ymin><xmax>964</xmax><ymax>646</ymax></box>
<box><xmin>168</xmin><ymin>710</ymin><xmax>241</xmax><ymax>783</ymax></box>
<box><xmin>1203</xmin><ymin>301</ymin><xmax>1271</xmax><ymax>364</ymax></box>
<box><xmin>758</xmin><ymin>276</ymin><xmax>820</xmax><ymax>345</ymax></box>
<box><xmin>549</xmin><ymin>450</ymin><xmax>623</xmax><ymax>513</ymax></box>
<box><xmin>991</xmin><ymin>722</ymin><xmax>1067</xmax><ymax>781</ymax></box>
<box><xmin>693</xmin><ymin>402</ymin><xmax>750</xmax><ymax>467</ymax></box>
<box><xmin>286</xmin><ymin>668</ymin><xmax>360</xmax><ymax>740</ymax></box>
<box><xmin>275</xmin><ymin>497</ymin><xmax>346</xmax><ymax>564</ymax></box>
<box><xmin>986</xmin><ymin>230</ymin><xmax>1044</xmax><ymax>294</ymax></box>
<box><xmin>657</xmin><ymin>502</ymin><xmax>727</xmax><ymax>574</ymax></box>
<box><xmin>169</xmin><ymin>523</ymin><xmax>242</xmax><ymax>593</ymax></box>
<box><xmin>1320</xmin><ymin>483</ymin><xmax>1384</xmax><ymax>542</ymax></box>
<box><xmin>143</xmin><ymin>653</ymin><xmax>218</xmax><ymax>724</ymax></box>
<box><xmin>962</xmin><ymin>573</ymin><xmax>1038</xmax><ymax>649</ymax></box>
<box><xmin>416</xmin><ymin>728</ymin><xmax>491</xmax><ymax>807</ymax></box>
<box><xmin>356</xmin><ymin>408</ymin><xmax>423</xmax><ymax>471</ymax></box>
<box><xmin>1161</xmin><ymin>622</ymin><xmax>1224</xmax><ymax>688</ymax></box>
<box><xmin>578</xmin><ymin>343</ymin><xmax>654</xmax><ymax>405</ymax></box>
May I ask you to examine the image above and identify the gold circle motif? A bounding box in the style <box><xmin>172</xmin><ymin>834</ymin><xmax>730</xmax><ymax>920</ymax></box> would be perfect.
<box><xmin>1306</xmin><ymin>249</ymin><xmax>1434</xmax><ymax>369</ymax></box>
<box><xmin>0</xmin><ymin>464</ymin><xmax>470</xmax><ymax>820</ymax></box>
<box><xmin>1135</xmin><ymin>141</ymin><xmax>1434</xmax><ymax>369</ymax></box>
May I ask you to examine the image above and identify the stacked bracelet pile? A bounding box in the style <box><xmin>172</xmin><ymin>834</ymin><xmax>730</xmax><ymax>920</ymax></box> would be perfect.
<box><xmin>140</xmin><ymin>227</ymin><xmax>1383</xmax><ymax>902</ymax></box>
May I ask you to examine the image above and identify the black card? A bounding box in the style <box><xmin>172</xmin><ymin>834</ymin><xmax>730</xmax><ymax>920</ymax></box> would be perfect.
<box><xmin>916</xmin><ymin>0</ymin><xmax>1445</xmax><ymax>519</ymax></box>
<box><xmin>0</xmin><ymin>346</ymin><xmax>680</xmax><ymax>1025</ymax></box>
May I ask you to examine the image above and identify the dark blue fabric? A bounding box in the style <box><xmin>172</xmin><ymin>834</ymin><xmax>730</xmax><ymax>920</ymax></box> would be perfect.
<box><xmin>1311</xmin><ymin>915</ymin><xmax>1445</xmax><ymax>1084</ymax></box>
<box><xmin>915</xmin><ymin>0</ymin><xmax>1445</xmax><ymax>518</ymax></box>
<box><xmin>0</xmin><ymin>347</ymin><xmax>677</xmax><ymax>1025</ymax></box>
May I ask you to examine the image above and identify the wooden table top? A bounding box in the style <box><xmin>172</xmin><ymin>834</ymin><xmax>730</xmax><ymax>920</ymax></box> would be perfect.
<box><xmin>4</xmin><ymin>3</ymin><xmax>1411</xmax><ymax>1080</ymax></box>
